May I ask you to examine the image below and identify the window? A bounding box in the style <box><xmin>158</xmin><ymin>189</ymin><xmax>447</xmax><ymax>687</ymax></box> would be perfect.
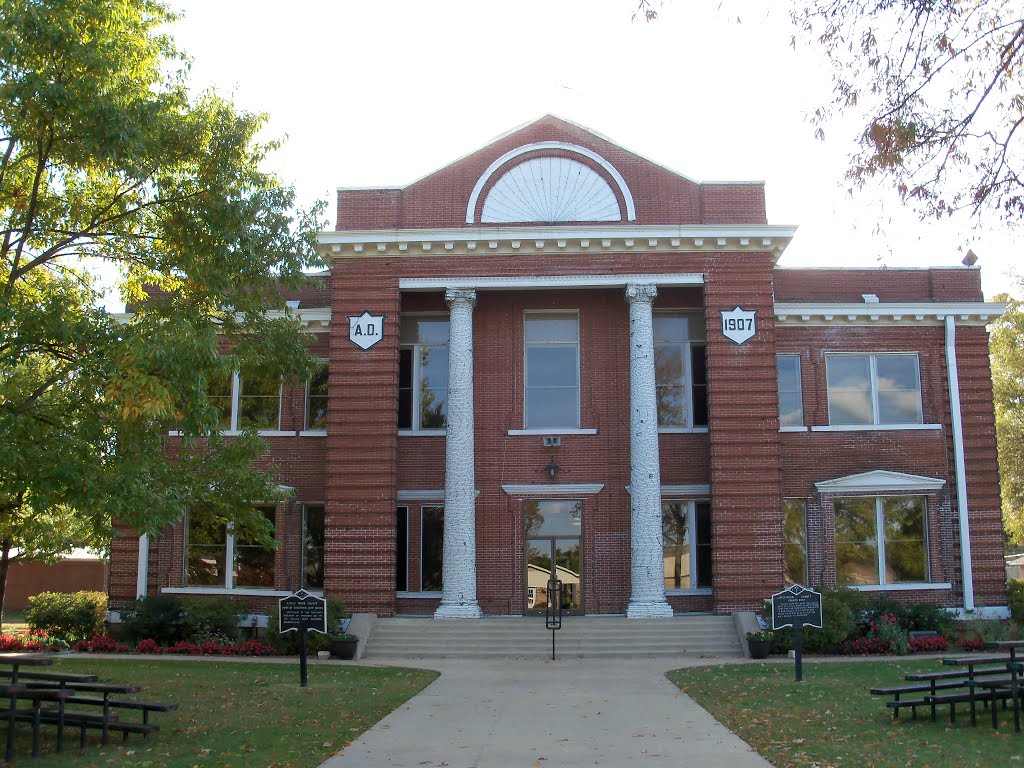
<box><xmin>205</xmin><ymin>369</ymin><xmax>281</xmax><ymax>432</ymax></box>
<box><xmin>305</xmin><ymin>361</ymin><xmax>329</xmax><ymax>431</ymax></box>
<box><xmin>783</xmin><ymin>499</ymin><xmax>807</xmax><ymax>585</ymax></box>
<box><xmin>825</xmin><ymin>353</ymin><xmax>923</xmax><ymax>426</ymax></box>
<box><xmin>186</xmin><ymin>506</ymin><xmax>276</xmax><ymax>589</ymax></box>
<box><xmin>398</xmin><ymin>316</ymin><xmax>449</xmax><ymax>431</ymax></box>
<box><xmin>654</xmin><ymin>312</ymin><xmax>708</xmax><ymax>428</ymax></box>
<box><xmin>776</xmin><ymin>355</ymin><xmax>803</xmax><ymax>427</ymax></box>
<box><xmin>834</xmin><ymin>496</ymin><xmax>928</xmax><ymax>586</ymax></box>
<box><xmin>302</xmin><ymin>504</ymin><xmax>325</xmax><ymax>590</ymax></box>
<box><xmin>397</xmin><ymin>504</ymin><xmax>444</xmax><ymax>593</ymax></box>
<box><xmin>524</xmin><ymin>313</ymin><xmax>580</xmax><ymax>429</ymax></box>
<box><xmin>662</xmin><ymin>501</ymin><xmax>712</xmax><ymax>589</ymax></box>
<box><xmin>421</xmin><ymin>505</ymin><xmax>444</xmax><ymax>592</ymax></box>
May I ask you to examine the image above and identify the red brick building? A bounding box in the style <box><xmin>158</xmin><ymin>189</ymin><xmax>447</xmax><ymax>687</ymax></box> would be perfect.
<box><xmin>109</xmin><ymin>116</ymin><xmax>1009</xmax><ymax>620</ymax></box>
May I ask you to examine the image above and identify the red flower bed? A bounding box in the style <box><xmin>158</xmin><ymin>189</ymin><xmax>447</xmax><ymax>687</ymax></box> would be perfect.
<box><xmin>961</xmin><ymin>639</ymin><xmax>986</xmax><ymax>652</ymax></box>
<box><xmin>0</xmin><ymin>635</ymin><xmax>43</xmax><ymax>653</ymax></box>
<box><xmin>72</xmin><ymin>636</ymin><xmax>279</xmax><ymax>657</ymax></box>
<box><xmin>909</xmin><ymin>635</ymin><xmax>950</xmax><ymax>653</ymax></box>
<box><xmin>839</xmin><ymin>637</ymin><xmax>892</xmax><ymax>655</ymax></box>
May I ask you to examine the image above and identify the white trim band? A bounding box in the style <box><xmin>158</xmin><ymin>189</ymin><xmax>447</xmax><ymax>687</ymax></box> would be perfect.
<box><xmin>397</xmin><ymin>489</ymin><xmax>446</xmax><ymax>502</ymax></box>
<box><xmin>401</xmin><ymin>273</ymin><xmax>703</xmax><ymax>292</ymax></box>
<box><xmin>776</xmin><ymin>301</ymin><xmax>1006</xmax><ymax>327</ymax></box>
<box><xmin>501</xmin><ymin>483</ymin><xmax>605</xmax><ymax>495</ymax></box>
<box><xmin>507</xmin><ymin>428</ymin><xmax>598</xmax><ymax>436</ymax></box>
<box><xmin>849</xmin><ymin>583</ymin><xmax>952</xmax><ymax>592</ymax></box>
<box><xmin>809</xmin><ymin>424</ymin><xmax>942</xmax><ymax>432</ymax></box>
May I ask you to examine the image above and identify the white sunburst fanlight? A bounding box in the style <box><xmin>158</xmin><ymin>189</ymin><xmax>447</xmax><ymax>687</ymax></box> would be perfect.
<box><xmin>480</xmin><ymin>157</ymin><xmax>622</xmax><ymax>223</ymax></box>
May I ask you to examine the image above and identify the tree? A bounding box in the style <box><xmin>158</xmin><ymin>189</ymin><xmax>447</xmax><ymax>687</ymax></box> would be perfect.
<box><xmin>637</xmin><ymin>1</ymin><xmax>1024</xmax><ymax>223</ymax></box>
<box><xmin>992</xmin><ymin>292</ymin><xmax>1024</xmax><ymax>544</ymax></box>
<box><xmin>0</xmin><ymin>0</ymin><xmax>324</xmax><ymax>624</ymax></box>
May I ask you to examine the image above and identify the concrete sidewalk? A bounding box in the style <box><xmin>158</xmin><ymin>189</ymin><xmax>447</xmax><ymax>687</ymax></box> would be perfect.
<box><xmin>319</xmin><ymin>657</ymin><xmax>770</xmax><ymax>768</ymax></box>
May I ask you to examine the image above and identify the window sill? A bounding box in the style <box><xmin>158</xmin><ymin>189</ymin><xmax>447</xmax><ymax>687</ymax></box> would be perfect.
<box><xmin>810</xmin><ymin>424</ymin><xmax>941</xmax><ymax>432</ymax></box>
<box><xmin>847</xmin><ymin>583</ymin><xmax>951</xmax><ymax>592</ymax></box>
<box><xmin>167</xmin><ymin>430</ymin><xmax>295</xmax><ymax>437</ymax></box>
<box><xmin>298</xmin><ymin>430</ymin><xmax>327</xmax><ymax>437</ymax></box>
<box><xmin>162</xmin><ymin>587</ymin><xmax>295</xmax><ymax>597</ymax></box>
<box><xmin>396</xmin><ymin>591</ymin><xmax>442</xmax><ymax>598</ymax></box>
<box><xmin>398</xmin><ymin>429</ymin><xmax>446</xmax><ymax>437</ymax></box>
<box><xmin>507</xmin><ymin>428</ymin><xmax>598</xmax><ymax>436</ymax></box>
<box><xmin>779</xmin><ymin>425</ymin><xmax>808</xmax><ymax>432</ymax></box>
<box><xmin>658</xmin><ymin>427</ymin><xmax>710</xmax><ymax>434</ymax></box>
<box><xmin>666</xmin><ymin>588</ymin><xmax>713</xmax><ymax>596</ymax></box>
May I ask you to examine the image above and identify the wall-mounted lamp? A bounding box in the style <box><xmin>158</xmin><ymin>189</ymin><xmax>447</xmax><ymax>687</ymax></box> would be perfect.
<box><xmin>962</xmin><ymin>249</ymin><xmax>978</xmax><ymax>267</ymax></box>
<box><xmin>546</xmin><ymin>457</ymin><xmax>560</xmax><ymax>480</ymax></box>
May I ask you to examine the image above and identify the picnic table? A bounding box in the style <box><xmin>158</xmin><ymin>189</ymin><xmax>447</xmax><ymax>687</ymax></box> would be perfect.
<box><xmin>0</xmin><ymin>654</ymin><xmax>55</xmax><ymax>762</ymax></box>
<box><xmin>986</xmin><ymin>641</ymin><xmax>1024</xmax><ymax>661</ymax></box>
<box><xmin>0</xmin><ymin>654</ymin><xmax>175</xmax><ymax>760</ymax></box>
<box><xmin>972</xmin><ymin>664</ymin><xmax>1023</xmax><ymax>732</ymax></box>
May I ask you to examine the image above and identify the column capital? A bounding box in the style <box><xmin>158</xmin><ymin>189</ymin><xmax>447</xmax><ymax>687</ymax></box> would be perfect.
<box><xmin>445</xmin><ymin>287</ymin><xmax>477</xmax><ymax>306</ymax></box>
<box><xmin>625</xmin><ymin>283</ymin><xmax>658</xmax><ymax>305</ymax></box>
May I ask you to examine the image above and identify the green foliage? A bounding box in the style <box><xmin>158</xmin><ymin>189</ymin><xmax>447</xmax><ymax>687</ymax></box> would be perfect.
<box><xmin>119</xmin><ymin>595</ymin><xmax>192</xmax><ymax>645</ymax></box>
<box><xmin>120</xmin><ymin>594</ymin><xmax>250</xmax><ymax>644</ymax></box>
<box><xmin>1009</xmin><ymin>580</ymin><xmax>1024</xmax><ymax>623</ymax></box>
<box><xmin>992</xmin><ymin>296</ymin><xmax>1024</xmax><ymax>545</ymax></box>
<box><xmin>265</xmin><ymin>597</ymin><xmax>349</xmax><ymax>654</ymax></box>
<box><xmin>764</xmin><ymin>586</ymin><xmax>866</xmax><ymax>653</ymax></box>
<box><xmin>24</xmin><ymin>590</ymin><xmax>107</xmax><ymax>644</ymax></box>
<box><xmin>959</xmin><ymin>618</ymin><xmax>1024</xmax><ymax>644</ymax></box>
<box><xmin>867</xmin><ymin>613</ymin><xmax>909</xmax><ymax>655</ymax></box>
<box><xmin>861</xmin><ymin>596</ymin><xmax>954</xmax><ymax>636</ymax></box>
<box><xmin>179</xmin><ymin>596</ymin><xmax>246</xmax><ymax>643</ymax></box>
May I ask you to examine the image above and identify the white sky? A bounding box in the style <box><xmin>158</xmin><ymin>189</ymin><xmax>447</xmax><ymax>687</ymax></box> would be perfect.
<box><xmin>165</xmin><ymin>0</ymin><xmax>1021</xmax><ymax>299</ymax></box>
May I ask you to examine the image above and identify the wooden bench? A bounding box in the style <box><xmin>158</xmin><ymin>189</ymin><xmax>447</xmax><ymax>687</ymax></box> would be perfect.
<box><xmin>62</xmin><ymin>696</ymin><xmax>177</xmax><ymax>740</ymax></box>
<box><xmin>871</xmin><ymin>681</ymin><xmax>965</xmax><ymax>720</ymax></box>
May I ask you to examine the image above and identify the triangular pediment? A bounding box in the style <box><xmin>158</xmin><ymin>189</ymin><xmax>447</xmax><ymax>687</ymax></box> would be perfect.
<box><xmin>814</xmin><ymin>470</ymin><xmax>946</xmax><ymax>494</ymax></box>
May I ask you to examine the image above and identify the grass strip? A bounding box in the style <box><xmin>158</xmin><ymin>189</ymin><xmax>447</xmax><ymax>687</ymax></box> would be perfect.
<box><xmin>668</xmin><ymin>659</ymin><xmax>1024</xmax><ymax>768</ymax></box>
<box><xmin>8</xmin><ymin>657</ymin><xmax>437</xmax><ymax>767</ymax></box>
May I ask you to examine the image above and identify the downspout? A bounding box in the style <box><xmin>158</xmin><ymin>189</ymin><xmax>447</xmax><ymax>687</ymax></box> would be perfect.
<box><xmin>136</xmin><ymin>534</ymin><xmax>149</xmax><ymax>599</ymax></box>
<box><xmin>945</xmin><ymin>315</ymin><xmax>975</xmax><ymax>611</ymax></box>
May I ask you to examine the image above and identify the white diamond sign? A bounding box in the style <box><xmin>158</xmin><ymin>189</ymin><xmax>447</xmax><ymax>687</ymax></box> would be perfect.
<box><xmin>349</xmin><ymin>310</ymin><xmax>385</xmax><ymax>350</ymax></box>
<box><xmin>721</xmin><ymin>306</ymin><xmax>756</xmax><ymax>345</ymax></box>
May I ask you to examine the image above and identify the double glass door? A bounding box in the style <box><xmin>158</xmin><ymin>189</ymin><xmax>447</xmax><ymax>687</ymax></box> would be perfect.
<box><xmin>524</xmin><ymin>500</ymin><xmax>582</xmax><ymax>614</ymax></box>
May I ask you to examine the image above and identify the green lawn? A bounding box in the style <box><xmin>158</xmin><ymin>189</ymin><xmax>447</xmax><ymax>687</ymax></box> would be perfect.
<box><xmin>668</xmin><ymin>660</ymin><xmax>1024</xmax><ymax>768</ymax></box>
<box><xmin>9</xmin><ymin>658</ymin><xmax>437</xmax><ymax>768</ymax></box>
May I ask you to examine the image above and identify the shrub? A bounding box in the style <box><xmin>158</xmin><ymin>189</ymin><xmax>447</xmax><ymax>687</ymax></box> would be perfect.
<box><xmin>180</xmin><ymin>596</ymin><xmax>246</xmax><ymax>643</ymax></box>
<box><xmin>25</xmin><ymin>591</ymin><xmax>107</xmax><ymax>644</ymax></box>
<box><xmin>868</xmin><ymin>613</ymin><xmax>909</xmax><ymax>654</ymax></box>
<box><xmin>1009</xmin><ymin>579</ymin><xmax>1024</xmax><ymax>623</ymax></box>
<box><xmin>961</xmin><ymin>638</ymin><xmax>986</xmax><ymax>652</ymax></box>
<box><xmin>135</xmin><ymin>638</ymin><xmax>161</xmax><ymax>654</ymax></box>
<box><xmin>839</xmin><ymin>636</ymin><xmax>891</xmax><ymax>655</ymax></box>
<box><xmin>765</xmin><ymin>586</ymin><xmax>866</xmax><ymax>653</ymax></box>
<box><xmin>235</xmin><ymin>639</ymin><xmax>275</xmax><ymax>656</ymax></box>
<box><xmin>165</xmin><ymin>640</ymin><xmax>201</xmax><ymax>655</ymax></box>
<box><xmin>265</xmin><ymin>597</ymin><xmax>348</xmax><ymax>654</ymax></box>
<box><xmin>0</xmin><ymin>635</ymin><xmax>43</xmax><ymax>652</ymax></box>
<box><xmin>119</xmin><ymin>595</ymin><xmax>191</xmax><ymax>644</ymax></box>
<box><xmin>862</xmin><ymin>597</ymin><xmax>954</xmax><ymax>637</ymax></box>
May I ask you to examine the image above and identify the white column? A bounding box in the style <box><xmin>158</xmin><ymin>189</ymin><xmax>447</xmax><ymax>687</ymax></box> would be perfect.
<box><xmin>435</xmin><ymin>288</ymin><xmax>483</xmax><ymax>619</ymax></box>
<box><xmin>625</xmin><ymin>284</ymin><xmax>674</xmax><ymax>618</ymax></box>
<box><xmin>136</xmin><ymin>534</ymin><xmax>149</xmax><ymax>598</ymax></box>
<box><xmin>945</xmin><ymin>315</ymin><xmax>975</xmax><ymax>611</ymax></box>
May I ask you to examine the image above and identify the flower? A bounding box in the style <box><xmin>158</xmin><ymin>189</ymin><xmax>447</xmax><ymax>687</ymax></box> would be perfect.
<box><xmin>746</xmin><ymin>630</ymin><xmax>774</xmax><ymax>642</ymax></box>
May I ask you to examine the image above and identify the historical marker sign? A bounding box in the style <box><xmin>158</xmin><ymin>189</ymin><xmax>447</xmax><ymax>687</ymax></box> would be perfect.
<box><xmin>279</xmin><ymin>589</ymin><xmax>327</xmax><ymax>635</ymax></box>
<box><xmin>349</xmin><ymin>310</ymin><xmax>385</xmax><ymax>350</ymax></box>
<box><xmin>721</xmin><ymin>306</ymin><xmax>756</xmax><ymax>345</ymax></box>
<box><xmin>771</xmin><ymin>584</ymin><xmax>823</xmax><ymax>630</ymax></box>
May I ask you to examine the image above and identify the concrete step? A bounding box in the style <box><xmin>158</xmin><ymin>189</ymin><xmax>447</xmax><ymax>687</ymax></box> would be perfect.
<box><xmin>363</xmin><ymin>615</ymin><xmax>743</xmax><ymax>659</ymax></box>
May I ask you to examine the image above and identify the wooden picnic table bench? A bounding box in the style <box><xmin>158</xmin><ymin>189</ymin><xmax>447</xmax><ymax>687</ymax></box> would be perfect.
<box><xmin>24</xmin><ymin>681</ymin><xmax>141</xmax><ymax>745</ymax></box>
<box><xmin>985</xmin><ymin>641</ymin><xmax>1024</xmax><ymax>661</ymax></box>
<box><xmin>0</xmin><ymin>670</ymin><xmax>98</xmax><ymax>684</ymax></box>
<box><xmin>0</xmin><ymin>654</ymin><xmax>55</xmax><ymax>761</ymax></box>
<box><xmin>970</xmin><ymin>668</ymin><xmax>1024</xmax><ymax>732</ymax></box>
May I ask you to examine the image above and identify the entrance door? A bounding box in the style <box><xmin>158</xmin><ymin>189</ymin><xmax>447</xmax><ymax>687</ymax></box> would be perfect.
<box><xmin>524</xmin><ymin>500</ymin><xmax>582</xmax><ymax>614</ymax></box>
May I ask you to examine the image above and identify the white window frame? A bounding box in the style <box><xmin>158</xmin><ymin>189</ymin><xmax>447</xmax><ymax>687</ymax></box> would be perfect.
<box><xmin>662</xmin><ymin>499</ymin><xmax>712</xmax><ymax>594</ymax></box>
<box><xmin>237</xmin><ymin>371</ymin><xmax>283</xmax><ymax>432</ymax></box>
<box><xmin>523</xmin><ymin>310</ymin><xmax>581</xmax><ymax>430</ymax></box>
<box><xmin>398</xmin><ymin>313</ymin><xmax>449</xmax><ymax>434</ymax></box>
<box><xmin>776</xmin><ymin>354</ymin><xmax>804</xmax><ymax>429</ymax></box>
<box><xmin>183</xmin><ymin>507</ymin><xmax>277</xmax><ymax>591</ymax></box>
<box><xmin>654</xmin><ymin>310</ymin><xmax>707</xmax><ymax>432</ymax></box>
<box><xmin>834</xmin><ymin>495</ymin><xmax>931</xmax><ymax>588</ymax></box>
<box><xmin>825</xmin><ymin>352</ymin><xmax>923</xmax><ymax>427</ymax></box>
<box><xmin>303</xmin><ymin>360</ymin><xmax>329</xmax><ymax>433</ymax></box>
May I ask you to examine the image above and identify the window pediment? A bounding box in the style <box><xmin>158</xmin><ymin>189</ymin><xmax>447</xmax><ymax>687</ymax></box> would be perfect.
<box><xmin>815</xmin><ymin>470</ymin><xmax>946</xmax><ymax>494</ymax></box>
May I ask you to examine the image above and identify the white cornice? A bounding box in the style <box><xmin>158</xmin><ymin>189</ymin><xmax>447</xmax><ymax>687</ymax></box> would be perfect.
<box><xmin>318</xmin><ymin>224</ymin><xmax>795</xmax><ymax>259</ymax></box>
<box><xmin>815</xmin><ymin>470</ymin><xmax>946</xmax><ymax>494</ymax></box>
<box><xmin>501</xmin><ymin>483</ymin><xmax>605</xmax><ymax>496</ymax></box>
<box><xmin>775</xmin><ymin>301</ymin><xmax>1006</xmax><ymax>327</ymax></box>
<box><xmin>400</xmin><ymin>273</ymin><xmax>703</xmax><ymax>291</ymax></box>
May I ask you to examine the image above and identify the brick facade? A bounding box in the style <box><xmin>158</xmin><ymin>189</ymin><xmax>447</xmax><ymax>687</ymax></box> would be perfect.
<box><xmin>110</xmin><ymin>116</ymin><xmax>1008</xmax><ymax>620</ymax></box>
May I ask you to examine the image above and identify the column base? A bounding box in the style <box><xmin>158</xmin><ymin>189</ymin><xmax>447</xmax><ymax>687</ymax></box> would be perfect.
<box><xmin>625</xmin><ymin>599</ymin><xmax>674</xmax><ymax>619</ymax></box>
<box><xmin>434</xmin><ymin>602</ymin><xmax>483</xmax><ymax>619</ymax></box>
